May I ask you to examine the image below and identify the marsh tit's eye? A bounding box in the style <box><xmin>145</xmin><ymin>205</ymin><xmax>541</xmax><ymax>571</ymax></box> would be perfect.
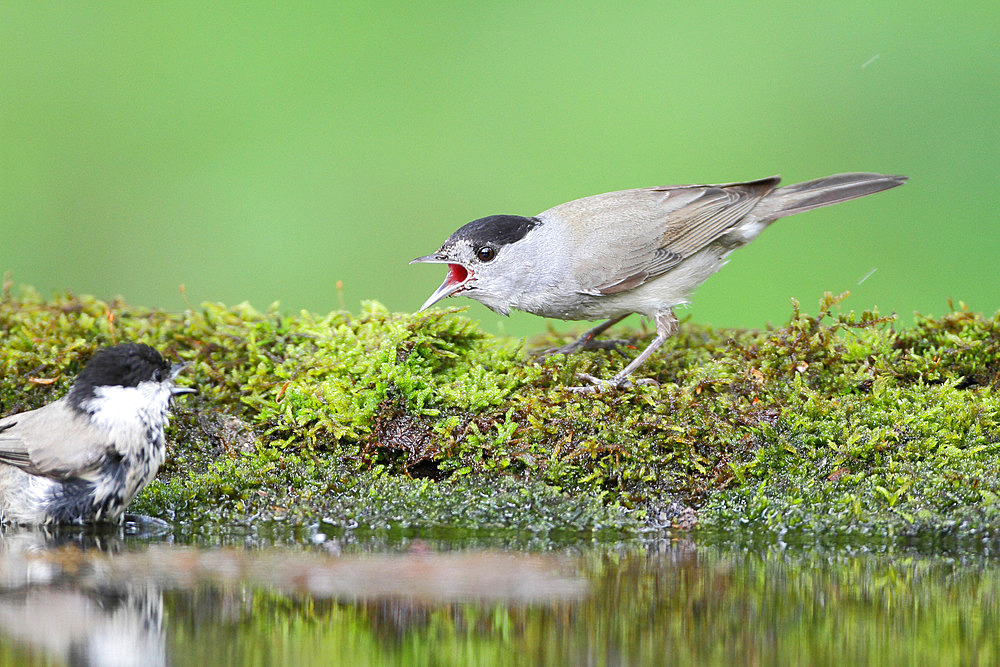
<box><xmin>476</xmin><ymin>246</ymin><xmax>496</xmax><ymax>262</ymax></box>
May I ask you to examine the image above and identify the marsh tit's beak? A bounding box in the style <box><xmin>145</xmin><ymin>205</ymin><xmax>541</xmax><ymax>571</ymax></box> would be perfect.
<box><xmin>169</xmin><ymin>362</ymin><xmax>198</xmax><ymax>395</ymax></box>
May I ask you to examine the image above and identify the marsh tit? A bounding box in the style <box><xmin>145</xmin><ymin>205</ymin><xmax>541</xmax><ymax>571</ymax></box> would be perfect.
<box><xmin>412</xmin><ymin>172</ymin><xmax>906</xmax><ymax>391</ymax></box>
<box><xmin>0</xmin><ymin>343</ymin><xmax>196</xmax><ymax>523</ymax></box>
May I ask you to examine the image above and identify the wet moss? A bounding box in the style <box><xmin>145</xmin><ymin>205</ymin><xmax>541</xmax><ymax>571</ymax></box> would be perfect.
<box><xmin>2</xmin><ymin>284</ymin><xmax>998</xmax><ymax>537</ymax></box>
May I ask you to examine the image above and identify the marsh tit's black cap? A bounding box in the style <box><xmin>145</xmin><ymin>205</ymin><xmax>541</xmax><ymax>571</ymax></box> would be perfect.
<box><xmin>68</xmin><ymin>343</ymin><xmax>197</xmax><ymax>408</ymax></box>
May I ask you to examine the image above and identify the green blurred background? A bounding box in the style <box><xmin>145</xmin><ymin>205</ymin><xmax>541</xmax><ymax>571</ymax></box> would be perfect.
<box><xmin>2</xmin><ymin>2</ymin><xmax>997</xmax><ymax>337</ymax></box>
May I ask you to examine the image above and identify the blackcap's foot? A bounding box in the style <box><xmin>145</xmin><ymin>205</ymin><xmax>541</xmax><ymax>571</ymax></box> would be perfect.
<box><xmin>565</xmin><ymin>373</ymin><xmax>660</xmax><ymax>393</ymax></box>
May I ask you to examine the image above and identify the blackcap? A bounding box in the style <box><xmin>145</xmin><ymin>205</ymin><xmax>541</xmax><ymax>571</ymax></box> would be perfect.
<box><xmin>411</xmin><ymin>172</ymin><xmax>906</xmax><ymax>391</ymax></box>
<box><xmin>0</xmin><ymin>343</ymin><xmax>197</xmax><ymax>524</ymax></box>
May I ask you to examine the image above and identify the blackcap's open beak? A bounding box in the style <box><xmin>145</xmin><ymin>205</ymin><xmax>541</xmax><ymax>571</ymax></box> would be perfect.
<box><xmin>409</xmin><ymin>253</ymin><xmax>447</xmax><ymax>265</ymax></box>
<box><xmin>410</xmin><ymin>253</ymin><xmax>473</xmax><ymax>312</ymax></box>
<box><xmin>169</xmin><ymin>361</ymin><xmax>198</xmax><ymax>395</ymax></box>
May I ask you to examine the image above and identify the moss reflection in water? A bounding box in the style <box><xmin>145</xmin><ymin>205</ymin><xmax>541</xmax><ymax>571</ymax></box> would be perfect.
<box><xmin>158</xmin><ymin>540</ymin><xmax>1000</xmax><ymax>665</ymax></box>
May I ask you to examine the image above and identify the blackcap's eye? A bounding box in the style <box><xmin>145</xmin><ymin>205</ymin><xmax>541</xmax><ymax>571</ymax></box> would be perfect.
<box><xmin>476</xmin><ymin>246</ymin><xmax>496</xmax><ymax>262</ymax></box>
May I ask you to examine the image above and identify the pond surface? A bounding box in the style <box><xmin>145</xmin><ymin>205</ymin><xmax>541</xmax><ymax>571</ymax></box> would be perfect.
<box><xmin>0</xmin><ymin>520</ymin><xmax>997</xmax><ymax>665</ymax></box>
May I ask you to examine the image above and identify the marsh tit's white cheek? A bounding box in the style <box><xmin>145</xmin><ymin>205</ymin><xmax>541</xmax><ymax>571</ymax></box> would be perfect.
<box><xmin>83</xmin><ymin>383</ymin><xmax>172</xmax><ymax>444</ymax></box>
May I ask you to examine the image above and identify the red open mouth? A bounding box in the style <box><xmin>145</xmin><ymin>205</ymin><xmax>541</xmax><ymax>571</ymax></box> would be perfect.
<box><xmin>417</xmin><ymin>262</ymin><xmax>474</xmax><ymax>311</ymax></box>
<box><xmin>446</xmin><ymin>263</ymin><xmax>470</xmax><ymax>289</ymax></box>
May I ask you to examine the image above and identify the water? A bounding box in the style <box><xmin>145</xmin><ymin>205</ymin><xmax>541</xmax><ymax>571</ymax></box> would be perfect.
<box><xmin>0</xmin><ymin>522</ymin><xmax>998</xmax><ymax>665</ymax></box>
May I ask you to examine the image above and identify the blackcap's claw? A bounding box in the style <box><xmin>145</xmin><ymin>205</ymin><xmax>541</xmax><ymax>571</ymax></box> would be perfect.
<box><xmin>565</xmin><ymin>373</ymin><xmax>621</xmax><ymax>393</ymax></box>
<box><xmin>565</xmin><ymin>373</ymin><xmax>659</xmax><ymax>393</ymax></box>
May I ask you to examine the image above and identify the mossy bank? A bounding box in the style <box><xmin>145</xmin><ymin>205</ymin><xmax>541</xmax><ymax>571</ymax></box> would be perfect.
<box><xmin>2</xmin><ymin>283</ymin><xmax>998</xmax><ymax>540</ymax></box>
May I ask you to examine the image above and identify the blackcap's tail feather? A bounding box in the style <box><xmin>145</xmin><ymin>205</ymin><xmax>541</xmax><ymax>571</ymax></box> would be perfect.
<box><xmin>757</xmin><ymin>172</ymin><xmax>907</xmax><ymax>221</ymax></box>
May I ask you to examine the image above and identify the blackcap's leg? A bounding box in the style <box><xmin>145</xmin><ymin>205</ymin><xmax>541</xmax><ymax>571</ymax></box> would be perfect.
<box><xmin>569</xmin><ymin>310</ymin><xmax>678</xmax><ymax>393</ymax></box>
<box><xmin>544</xmin><ymin>314</ymin><xmax>630</xmax><ymax>356</ymax></box>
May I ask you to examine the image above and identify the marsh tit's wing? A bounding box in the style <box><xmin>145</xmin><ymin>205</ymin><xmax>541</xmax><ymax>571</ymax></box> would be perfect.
<box><xmin>0</xmin><ymin>399</ymin><xmax>110</xmax><ymax>479</ymax></box>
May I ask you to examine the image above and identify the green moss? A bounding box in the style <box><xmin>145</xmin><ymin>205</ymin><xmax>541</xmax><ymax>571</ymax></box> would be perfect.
<box><xmin>2</xmin><ymin>285</ymin><xmax>998</xmax><ymax>537</ymax></box>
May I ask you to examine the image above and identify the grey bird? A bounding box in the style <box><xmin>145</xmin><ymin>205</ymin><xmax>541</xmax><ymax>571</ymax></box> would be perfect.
<box><xmin>0</xmin><ymin>343</ymin><xmax>196</xmax><ymax>524</ymax></box>
<box><xmin>411</xmin><ymin>172</ymin><xmax>907</xmax><ymax>391</ymax></box>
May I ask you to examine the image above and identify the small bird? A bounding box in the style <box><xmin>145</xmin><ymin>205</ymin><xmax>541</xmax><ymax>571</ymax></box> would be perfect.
<box><xmin>412</xmin><ymin>172</ymin><xmax>906</xmax><ymax>391</ymax></box>
<box><xmin>0</xmin><ymin>343</ymin><xmax>196</xmax><ymax>524</ymax></box>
